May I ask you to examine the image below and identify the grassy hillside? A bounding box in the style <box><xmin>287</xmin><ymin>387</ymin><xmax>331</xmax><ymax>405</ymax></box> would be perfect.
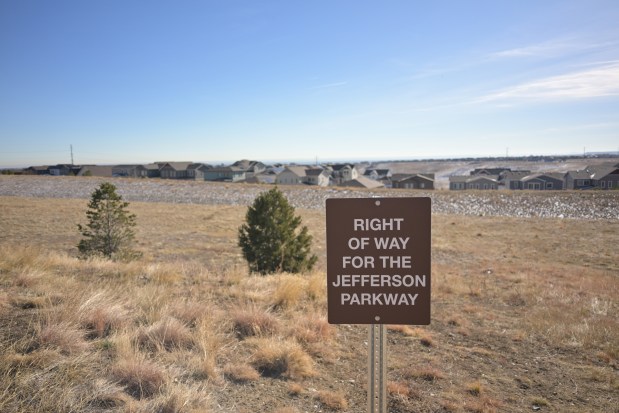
<box><xmin>0</xmin><ymin>195</ymin><xmax>617</xmax><ymax>412</ymax></box>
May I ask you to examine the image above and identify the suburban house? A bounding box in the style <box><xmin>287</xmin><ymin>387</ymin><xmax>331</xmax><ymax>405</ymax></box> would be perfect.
<box><xmin>364</xmin><ymin>168</ymin><xmax>392</xmax><ymax>180</ymax></box>
<box><xmin>564</xmin><ymin>170</ymin><xmax>593</xmax><ymax>190</ymax></box>
<box><xmin>470</xmin><ymin>167</ymin><xmax>512</xmax><ymax>176</ymax></box>
<box><xmin>583</xmin><ymin>163</ymin><xmax>619</xmax><ymax>190</ymax></box>
<box><xmin>276</xmin><ymin>166</ymin><xmax>310</xmax><ymax>185</ymax></box>
<box><xmin>48</xmin><ymin>164</ymin><xmax>79</xmax><ymax>176</ymax></box>
<box><xmin>187</xmin><ymin>163</ymin><xmax>212</xmax><ymax>180</ymax></box>
<box><xmin>204</xmin><ymin>166</ymin><xmax>246</xmax><ymax>182</ymax></box>
<box><xmin>231</xmin><ymin>159</ymin><xmax>267</xmax><ymax>177</ymax></box>
<box><xmin>159</xmin><ymin>162</ymin><xmax>193</xmax><ymax>179</ymax></box>
<box><xmin>327</xmin><ymin>164</ymin><xmax>359</xmax><ymax>184</ymax></box>
<box><xmin>499</xmin><ymin>170</ymin><xmax>531</xmax><ymax>190</ymax></box>
<box><xmin>305</xmin><ymin>168</ymin><xmax>331</xmax><ymax>186</ymax></box>
<box><xmin>339</xmin><ymin>175</ymin><xmax>385</xmax><ymax>189</ymax></box>
<box><xmin>76</xmin><ymin>165</ymin><xmax>113</xmax><ymax>177</ymax></box>
<box><xmin>24</xmin><ymin>166</ymin><xmax>50</xmax><ymax>175</ymax></box>
<box><xmin>449</xmin><ymin>175</ymin><xmax>499</xmax><ymax>190</ymax></box>
<box><xmin>112</xmin><ymin>164</ymin><xmax>149</xmax><ymax>178</ymax></box>
<box><xmin>391</xmin><ymin>173</ymin><xmax>435</xmax><ymax>189</ymax></box>
<box><xmin>517</xmin><ymin>173</ymin><xmax>565</xmax><ymax>190</ymax></box>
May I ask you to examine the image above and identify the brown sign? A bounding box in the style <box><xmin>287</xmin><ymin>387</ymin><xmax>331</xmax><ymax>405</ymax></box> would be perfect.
<box><xmin>326</xmin><ymin>197</ymin><xmax>431</xmax><ymax>325</ymax></box>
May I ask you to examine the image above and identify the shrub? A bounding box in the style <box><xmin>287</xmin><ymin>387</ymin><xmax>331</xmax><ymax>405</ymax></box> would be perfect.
<box><xmin>77</xmin><ymin>182</ymin><xmax>141</xmax><ymax>261</ymax></box>
<box><xmin>238</xmin><ymin>187</ymin><xmax>317</xmax><ymax>275</ymax></box>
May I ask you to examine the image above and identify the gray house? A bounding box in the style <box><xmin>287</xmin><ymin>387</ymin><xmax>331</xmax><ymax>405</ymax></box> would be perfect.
<box><xmin>517</xmin><ymin>173</ymin><xmax>565</xmax><ymax>190</ymax></box>
<box><xmin>585</xmin><ymin>163</ymin><xmax>619</xmax><ymax>190</ymax></box>
<box><xmin>564</xmin><ymin>170</ymin><xmax>593</xmax><ymax>190</ymax></box>
<box><xmin>112</xmin><ymin>164</ymin><xmax>150</xmax><ymax>178</ymax></box>
<box><xmin>160</xmin><ymin>162</ymin><xmax>193</xmax><ymax>179</ymax></box>
<box><xmin>187</xmin><ymin>163</ymin><xmax>212</xmax><ymax>180</ymax></box>
<box><xmin>204</xmin><ymin>166</ymin><xmax>246</xmax><ymax>182</ymax></box>
<box><xmin>449</xmin><ymin>175</ymin><xmax>499</xmax><ymax>190</ymax></box>
<box><xmin>391</xmin><ymin>174</ymin><xmax>435</xmax><ymax>190</ymax></box>
<box><xmin>231</xmin><ymin>160</ymin><xmax>266</xmax><ymax>177</ymax></box>
<box><xmin>500</xmin><ymin>170</ymin><xmax>531</xmax><ymax>190</ymax></box>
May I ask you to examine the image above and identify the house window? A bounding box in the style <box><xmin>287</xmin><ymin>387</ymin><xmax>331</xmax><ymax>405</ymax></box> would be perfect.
<box><xmin>420</xmin><ymin>183</ymin><xmax>425</xmax><ymax>189</ymax></box>
<box><xmin>483</xmin><ymin>184</ymin><xmax>488</xmax><ymax>189</ymax></box>
<box><xmin>601</xmin><ymin>181</ymin><xmax>606</xmax><ymax>188</ymax></box>
<box><xmin>608</xmin><ymin>181</ymin><xmax>613</xmax><ymax>189</ymax></box>
<box><xmin>546</xmin><ymin>182</ymin><xmax>553</xmax><ymax>189</ymax></box>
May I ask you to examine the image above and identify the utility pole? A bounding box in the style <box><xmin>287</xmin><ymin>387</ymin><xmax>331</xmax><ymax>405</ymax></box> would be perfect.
<box><xmin>70</xmin><ymin>145</ymin><xmax>74</xmax><ymax>165</ymax></box>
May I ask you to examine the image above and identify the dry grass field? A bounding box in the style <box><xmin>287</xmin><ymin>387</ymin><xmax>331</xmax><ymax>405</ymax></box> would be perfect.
<box><xmin>0</xmin><ymin>193</ymin><xmax>617</xmax><ymax>412</ymax></box>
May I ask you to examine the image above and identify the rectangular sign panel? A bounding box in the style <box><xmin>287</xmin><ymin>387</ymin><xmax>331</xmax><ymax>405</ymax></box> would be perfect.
<box><xmin>326</xmin><ymin>197</ymin><xmax>431</xmax><ymax>325</ymax></box>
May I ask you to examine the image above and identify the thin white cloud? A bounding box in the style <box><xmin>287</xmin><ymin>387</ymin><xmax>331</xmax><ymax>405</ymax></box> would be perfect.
<box><xmin>491</xmin><ymin>38</ymin><xmax>618</xmax><ymax>59</ymax></box>
<box><xmin>492</xmin><ymin>41</ymin><xmax>574</xmax><ymax>58</ymax></box>
<box><xmin>476</xmin><ymin>61</ymin><xmax>619</xmax><ymax>104</ymax></box>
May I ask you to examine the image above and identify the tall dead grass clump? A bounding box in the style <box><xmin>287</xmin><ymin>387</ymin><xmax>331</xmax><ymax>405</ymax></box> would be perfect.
<box><xmin>290</xmin><ymin>314</ymin><xmax>334</xmax><ymax>344</ymax></box>
<box><xmin>247</xmin><ymin>337</ymin><xmax>315</xmax><ymax>379</ymax></box>
<box><xmin>223</xmin><ymin>364</ymin><xmax>260</xmax><ymax>383</ymax></box>
<box><xmin>78</xmin><ymin>292</ymin><xmax>131</xmax><ymax>338</ymax></box>
<box><xmin>306</xmin><ymin>271</ymin><xmax>326</xmax><ymax>302</ymax></box>
<box><xmin>137</xmin><ymin>317</ymin><xmax>194</xmax><ymax>351</ymax></box>
<box><xmin>0</xmin><ymin>244</ymin><xmax>48</xmax><ymax>273</ymax></box>
<box><xmin>314</xmin><ymin>390</ymin><xmax>348</xmax><ymax>410</ymax></box>
<box><xmin>133</xmin><ymin>383</ymin><xmax>209</xmax><ymax>413</ymax></box>
<box><xmin>110</xmin><ymin>357</ymin><xmax>167</xmax><ymax>399</ymax></box>
<box><xmin>272</xmin><ymin>275</ymin><xmax>306</xmax><ymax>309</ymax></box>
<box><xmin>38</xmin><ymin>321</ymin><xmax>89</xmax><ymax>355</ymax></box>
<box><xmin>232</xmin><ymin>305</ymin><xmax>279</xmax><ymax>339</ymax></box>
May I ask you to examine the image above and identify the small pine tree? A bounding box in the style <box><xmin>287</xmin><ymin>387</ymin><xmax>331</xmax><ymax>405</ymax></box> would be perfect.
<box><xmin>77</xmin><ymin>182</ymin><xmax>141</xmax><ymax>260</ymax></box>
<box><xmin>238</xmin><ymin>187</ymin><xmax>317</xmax><ymax>275</ymax></box>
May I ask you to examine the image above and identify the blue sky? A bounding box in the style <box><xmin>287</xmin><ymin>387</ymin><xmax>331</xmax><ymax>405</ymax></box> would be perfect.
<box><xmin>1</xmin><ymin>0</ymin><xmax>618</xmax><ymax>167</ymax></box>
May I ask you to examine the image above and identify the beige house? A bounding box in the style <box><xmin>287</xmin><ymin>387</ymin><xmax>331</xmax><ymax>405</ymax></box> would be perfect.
<box><xmin>276</xmin><ymin>166</ymin><xmax>309</xmax><ymax>185</ymax></box>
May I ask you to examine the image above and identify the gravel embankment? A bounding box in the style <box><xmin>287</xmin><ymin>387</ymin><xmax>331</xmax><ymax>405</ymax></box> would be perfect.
<box><xmin>1</xmin><ymin>176</ymin><xmax>618</xmax><ymax>220</ymax></box>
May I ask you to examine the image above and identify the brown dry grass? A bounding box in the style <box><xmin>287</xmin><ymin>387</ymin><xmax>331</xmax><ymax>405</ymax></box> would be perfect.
<box><xmin>0</xmin><ymin>194</ymin><xmax>617</xmax><ymax>412</ymax></box>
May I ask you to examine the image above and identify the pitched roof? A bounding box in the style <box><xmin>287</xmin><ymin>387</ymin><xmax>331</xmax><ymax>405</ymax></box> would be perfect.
<box><xmin>586</xmin><ymin>164</ymin><xmax>619</xmax><ymax>179</ymax></box>
<box><xmin>340</xmin><ymin>175</ymin><xmax>385</xmax><ymax>189</ymax></box>
<box><xmin>305</xmin><ymin>168</ymin><xmax>328</xmax><ymax>176</ymax></box>
<box><xmin>281</xmin><ymin>166</ymin><xmax>309</xmax><ymax>177</ymax></box>
<box><xmin>521</xmin><ymin>173</ymin><xmax>564</xmax><ymax>182</ymax></box>
<box><xmin>161</xmin><ymin>162</ymin><xmax>193</xmax><ymax>171</ymax></box>
<box><xmin>566</xmin><ymin>170</ymin><xmax>590</xmax><ymax>179</ymax></box>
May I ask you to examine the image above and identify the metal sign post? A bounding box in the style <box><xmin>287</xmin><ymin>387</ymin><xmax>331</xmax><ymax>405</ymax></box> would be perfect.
<box><xmin>368</xmin><ymin>324</ymin><xmax>387</xmax><ymax>413</ymax></box>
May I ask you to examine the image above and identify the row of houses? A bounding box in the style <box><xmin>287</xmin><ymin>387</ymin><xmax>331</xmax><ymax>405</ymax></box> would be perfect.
<box><xmin>22</xmin><ymin>160</ymin><xmax>441</xmax><ymax>190</ymax></box>
<box><xmin>448</xmin><ymin>164</ymin><xmax>619</xmax><ymax>191</ymax></box>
